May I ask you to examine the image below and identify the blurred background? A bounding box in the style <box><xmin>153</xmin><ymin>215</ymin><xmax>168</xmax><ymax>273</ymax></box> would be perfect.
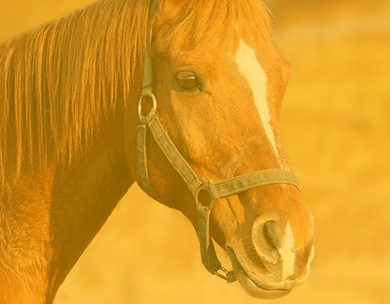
<box><xmin>1</xmin><ymin>0</ymin><xmax>389</xmax><ymax>303</ymax></box>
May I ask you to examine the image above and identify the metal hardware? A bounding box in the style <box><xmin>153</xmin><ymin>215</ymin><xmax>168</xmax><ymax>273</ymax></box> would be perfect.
<box><xmin>138</xmin><ymin>92</ymin><xmax>157</xmax><ymax>119</ymax></box>
<box><xmin>214</xmin><ymin>267</ymin><xmax>237</xmax><ymax>283</ymax></box>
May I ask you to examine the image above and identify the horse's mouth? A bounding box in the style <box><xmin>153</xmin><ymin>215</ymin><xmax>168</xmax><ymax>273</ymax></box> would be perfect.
<box><xmin>226</xmin><ymin>247</ymin><xmax>291</xmax><ymax>299</ymax></box>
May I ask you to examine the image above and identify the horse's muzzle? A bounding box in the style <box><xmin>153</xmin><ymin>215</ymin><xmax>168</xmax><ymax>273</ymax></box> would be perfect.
<box><xmin>225</xmin><ymin>212</ymin><xmax>315</xmax><ymax>299</ymax></box>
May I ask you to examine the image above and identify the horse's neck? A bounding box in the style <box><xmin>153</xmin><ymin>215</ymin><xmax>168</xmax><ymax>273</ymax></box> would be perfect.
<box><xmin>49</xmin><ymin>110</ymin><xmax>135</xmax><ymax>290</ymax></box>
<box><xmin>0</xmin><ymin>109</ymin><xmax>135</xmax><ymax>303</ymax></box>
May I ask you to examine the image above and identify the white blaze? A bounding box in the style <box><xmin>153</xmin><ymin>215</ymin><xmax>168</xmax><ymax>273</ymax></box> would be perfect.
<box><xmin>279</xmin><ymin>222</ymin><xmax>296</xmax><ymax>281</ymax></box>
<box><xmin>235</xmin><ymin>39</ymin><xmax>280</xmax><ymax>163</ymax></box>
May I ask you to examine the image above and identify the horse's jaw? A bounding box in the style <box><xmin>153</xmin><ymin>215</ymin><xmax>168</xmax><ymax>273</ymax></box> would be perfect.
<box><xmin>225</xmin><ymin>246</ymin><xmax>311</xmax><ymax>299</ymax></box>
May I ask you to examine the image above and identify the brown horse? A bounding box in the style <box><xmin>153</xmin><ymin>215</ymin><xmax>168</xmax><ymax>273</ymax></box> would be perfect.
<box><xmin>0</xmin><ymin>0</ymin><xmax>314</xmax><ymax>302</ymax></box>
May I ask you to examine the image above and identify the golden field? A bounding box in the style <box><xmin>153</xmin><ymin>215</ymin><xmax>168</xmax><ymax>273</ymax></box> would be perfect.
<box><xmin>1</xmin><ymin>0</ymin><xmax>389</xmax><ymax>303</ymax></box>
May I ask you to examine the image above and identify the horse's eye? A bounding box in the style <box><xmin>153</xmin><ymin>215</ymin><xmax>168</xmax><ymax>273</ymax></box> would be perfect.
<box><xmin>175</xmin><ymin>71</ymin><xmax>201</xmax><ymax>91</ymax></box>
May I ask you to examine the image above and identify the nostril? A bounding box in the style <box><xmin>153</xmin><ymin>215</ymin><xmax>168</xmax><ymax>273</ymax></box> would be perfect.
<box><xmin>252</xmin><ymin>214</ymin><xmax>281</xmax><ymax>264</ymax></box>
<box><xmin>263</xmin><ymin>221</ymin><xmax>280</xmax><ymax>250</ymax></box>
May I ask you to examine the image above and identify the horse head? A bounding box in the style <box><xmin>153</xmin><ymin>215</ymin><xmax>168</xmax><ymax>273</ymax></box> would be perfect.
<box><xmin>126</xmin><ymin>0</ymin><xmax>314</xmax><ymax>299</ymax></box>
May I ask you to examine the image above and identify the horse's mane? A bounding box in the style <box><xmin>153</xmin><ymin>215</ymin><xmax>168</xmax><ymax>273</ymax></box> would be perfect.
<box><xmin>0</xmin><ymin>0</ymin><xmax>151</xmax><ymax>184</ymax></box>
<box><xmin>155</xmin><ymin>0</ymin><xmax>273</xmax><ymax>50</ymax></box>
<box><xmin>0</xmin><ymin>0</ymin><xmax>273</xmax><ymax>186</ymax></box>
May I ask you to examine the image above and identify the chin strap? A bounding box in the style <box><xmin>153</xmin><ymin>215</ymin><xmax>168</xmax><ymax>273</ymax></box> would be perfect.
<box><xmin>136</xmin><ymin>0</ymin><xmax>301</xmax><ymax>282</ymax></box>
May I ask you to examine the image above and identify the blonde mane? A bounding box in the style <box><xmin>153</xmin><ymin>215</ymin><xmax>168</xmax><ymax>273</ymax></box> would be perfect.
<box><xmin>0</xmin><ymin>0</ymin><xmax>151</xmax><ymax>184</ymax></box>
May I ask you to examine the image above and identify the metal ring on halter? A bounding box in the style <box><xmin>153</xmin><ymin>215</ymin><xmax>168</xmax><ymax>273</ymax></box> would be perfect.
<box><xmin>138</xmin><ymin>92</ymin><xmax>157</xmax><ymax>119</ymax></box>
<box><xmin>214</xmin><ymin>267</ymin><xmax>237</xmax><ymax>283</ymax></box>
<box><xmin>194</xmin><ymin>178</ymin><xmax>215</xmax><ymax>209</ymax></box>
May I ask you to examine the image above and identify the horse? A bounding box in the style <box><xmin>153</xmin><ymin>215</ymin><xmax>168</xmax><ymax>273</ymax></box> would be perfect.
<box><xmin>0</xmin><ymin>0</ymin><xmax>314</xmax><ymax>302</ymax></box>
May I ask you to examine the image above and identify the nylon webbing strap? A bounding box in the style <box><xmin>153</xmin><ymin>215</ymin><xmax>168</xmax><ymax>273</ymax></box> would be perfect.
<box><xmin>137</xmin><ymin>0</ymin><xmax>161</xmax><ymax>202</ymax></box>
<box><xmin>209</xmin><ymin>169</ymin><xmax>300</xmax><ymax>200</ymax></box>
<box><xmin>142</xmin><ymin>0</ymin><xmax>159</xmax><ymax>98</ymax></box>
<box><xmin>141</xmin><ymin>111</ymin><xmax>301</xmax><ymax>198</ymax></box>
<box><xmin>196</xmin><ymin>205</ymin><xmax>221</xmax><ymax>270</ymax></box>
<box><xmin>137</xmin><ymin>124</ymin><xmax>159</xmax><ymax>201</ymax></box>
<box><xmin>147</xmin><ymin>114</ymin><xmax>203</xmax><ymax>192</ymax></box>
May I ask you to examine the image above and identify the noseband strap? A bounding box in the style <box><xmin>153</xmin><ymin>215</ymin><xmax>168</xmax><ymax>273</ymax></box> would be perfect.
<box><xmin>137</xmin><ymin>0</ymin><xmax>301</xmax><ymax>282</ymax></box>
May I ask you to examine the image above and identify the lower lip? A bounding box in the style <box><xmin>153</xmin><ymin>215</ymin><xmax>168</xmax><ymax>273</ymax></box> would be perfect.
<box><xmin>226</xmin><ymin>247</ymin><xmax>291</xmax><ymax>299</ymax></box>
<box><xmin>239</xmin><ymin>273</ymin><xmax>291</xmax><ymax>299</ymax></box>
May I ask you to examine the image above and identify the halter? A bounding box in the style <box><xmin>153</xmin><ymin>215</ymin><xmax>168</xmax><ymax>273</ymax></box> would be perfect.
<box><xmin>137</xmin><ymin>0</ymin><xmax>301</xmax><ymax>282</ymax></box>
